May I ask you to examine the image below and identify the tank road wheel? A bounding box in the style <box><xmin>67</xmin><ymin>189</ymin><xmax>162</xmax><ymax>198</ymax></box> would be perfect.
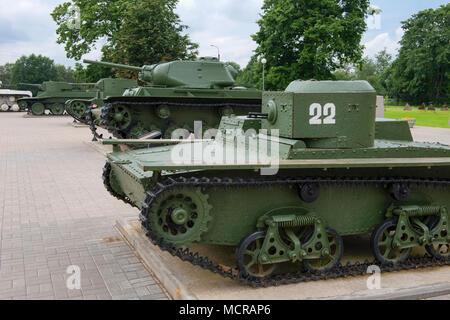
<box><xmin>236</xmin><ymin>231</ymin><xmax>279</xmax><ymax>279</ymax></box>
<box><xmin>371</xmin><ymin>219</ymin><xmax>412</xmax><ymax>265</ymax></box>
<box><xmin>302</xmin><ymin>228</ymin><xmax>343</xmax><ymax>274</ymax></box>
<box><xmin>104</xmin><ymin>104</ymin><xmax>132</xmax><ymax>131</ymax></box>
<box><xmin>142</xmin><ymin>187</ymin><xmax>213</xmax><ymax>247</ymax></box>
<box><xmin>50</xmin><ymin>103</ymin><xmax>65</xmax><ymax>115</ymax></box>
<box><xmin>18</xmin><ymin>101</ymin><xmax>28</xmax><ymax>111</ymax></box>
<box><xmin>70</xmin><ymin>101</ymin><xmax>88</xmax><ymax>119</ymax></box>
<box><xmin>11</xmin><ymin>104</ymin><xmax>20</xmax><ymax>112</ymax></box>
<box><xmin>425</xmin><ymin>217</ymin><xmax>449</xmax><ymax>259</ymax></box>
<box><xmin>426</xmin><ymin>243</ymin><xmax>450</xmax><ymax>260</ymax></box>
<box><xmin>31</xmin><ymin>103</ymin><xmax>45</xmax><ymax>116</ymax></box>
<box><xmin>0</xmin><ymin>104</ymin><xmax>9</xmax><ymax>112</ymax></box>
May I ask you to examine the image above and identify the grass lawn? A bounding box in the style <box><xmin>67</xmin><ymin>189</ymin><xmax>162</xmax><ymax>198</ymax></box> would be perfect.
<box><xmin>384</xmin><ymin>108</ymin><xmax>450</xmax><ymax>129</ymax></box>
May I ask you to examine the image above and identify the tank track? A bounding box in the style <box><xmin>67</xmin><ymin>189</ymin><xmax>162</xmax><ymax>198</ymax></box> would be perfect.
<box><xmin>102</xmin><ymin>162</ymin><xmax>137</xmax><ymax>208</ymax></box>
<box><xmin>86</xmin><ymin>107</ymin><xmax>108</xmax><ymax>141</ymax></box>
<box><xmin>106</xmin><ymin>171</ymin><xmax>450</xmax><ymax>287</ymax></box>
<box><xmin>100</xmin><ymin>100</ymin><xmax>261</xmax><ymax>138</ymax></box>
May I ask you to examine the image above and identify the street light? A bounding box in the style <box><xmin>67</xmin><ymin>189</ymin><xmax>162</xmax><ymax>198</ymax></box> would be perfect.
<box><xmin>261</xmin><ymin>58</ymin><xmax>267</xmax><ymax>91</ymax></box>
<box><xmin>210</xmin><ymin>45</ymin><xmax>220</xmax><ymax>61</ymax></box>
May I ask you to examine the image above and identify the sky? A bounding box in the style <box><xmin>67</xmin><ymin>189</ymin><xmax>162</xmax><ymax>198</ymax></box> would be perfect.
<box><xmin>0</xmin><ymin>0</ymin><xmax>447</xmax><ymax>68</ymax></box>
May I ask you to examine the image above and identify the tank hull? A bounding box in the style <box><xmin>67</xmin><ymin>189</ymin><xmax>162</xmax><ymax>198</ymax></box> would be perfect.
<box><xmin>89</xmin><ymin>86</ymin><xmax>261</xmax><ymax>139</ymax></box>
<box><xmin>100</xmin><ymin>80</ymin><xmax>450</xmax><ymax>283</ymax></box>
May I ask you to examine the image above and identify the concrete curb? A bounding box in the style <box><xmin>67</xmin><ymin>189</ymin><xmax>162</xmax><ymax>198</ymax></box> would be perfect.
<box><xmin>322</xmin><ymin>282</ymin><xmax>450</xmax><ymax>300</ymax></box>
<box><xmin>116</xmin><ymin>217</ymin><xmax>198</xmax><ymax>301</ymax></box>
<box><xmin>116</xmin><ymin>218</ymin><xmax>449</xmax><ymax>301</ymax></box>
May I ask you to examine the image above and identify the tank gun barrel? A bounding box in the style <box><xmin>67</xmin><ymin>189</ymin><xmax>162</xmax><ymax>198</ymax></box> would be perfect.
<box><xmin>83</xmin><ymin>59</ymin><xmax>142</xmax><ymax>72</ymax></box>
<box><xmin>18</xmin><ymin>83</ymin><xmax>43</xmax><ymax>90</ymax></box>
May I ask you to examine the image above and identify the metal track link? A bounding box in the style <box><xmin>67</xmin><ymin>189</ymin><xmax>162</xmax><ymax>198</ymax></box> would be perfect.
<box><xmin>118</xmin><ymin>172</ymin><xmax>450</xmax><ymax>287</ymax></box>
<box><xmin>102</xmin><ymin>162</ymin><xmax>137</xmax><ymax>208</ymax></box>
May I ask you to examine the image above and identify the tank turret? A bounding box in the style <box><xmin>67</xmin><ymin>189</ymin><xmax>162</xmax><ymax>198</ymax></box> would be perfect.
<box><xmin>261</xmin><ymin>80</ymin><xmax>376</xmax><ymax>149</ymax></box>
<box><xmin>83</xmin><ymin>57</ymin><xmax>236</xmax><ymax>89</ymax></box>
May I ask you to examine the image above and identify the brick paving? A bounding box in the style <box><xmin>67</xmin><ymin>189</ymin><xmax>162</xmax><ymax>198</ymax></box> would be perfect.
<box><xmin>0</xmin><ymin>113</ymin><xmax>168</xmax><ymax>300</ymax></box>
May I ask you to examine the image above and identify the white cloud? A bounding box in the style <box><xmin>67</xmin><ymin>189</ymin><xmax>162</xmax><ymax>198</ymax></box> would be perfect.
<box><xmin>176</xmin><ymin>0</ymin><xmax>263</xmax><ymax>67</ymax></box>
<box><xmin>0</xmin><ymin>0</ymin><xmax>412</xmax><ymax>69</ymax></box>
<box><xmin>363</xmin><ymin>27</ymin><xmax>404</xmax><ymax>58</ymax></box>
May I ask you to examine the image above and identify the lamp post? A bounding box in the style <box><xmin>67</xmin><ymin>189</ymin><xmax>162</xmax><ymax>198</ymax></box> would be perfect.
<box><xmin>261</xmin><ymin>58</ymin><xmax>267</xmax><ymax>91</ymax></box>
<box><xmin>210</xmin><ymin>45</ymin><xmax>220</xmax><ymax>61</ymax></box>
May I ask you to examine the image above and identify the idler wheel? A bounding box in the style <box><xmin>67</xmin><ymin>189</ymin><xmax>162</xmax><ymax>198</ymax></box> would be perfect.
<box><xmin>299</xmin><ymin>183</ymin><xmax>320</xmax><ymax>203</ymax></box>
<box><xmin>302</xmin><ymin>228</ymin><xmax>343</xmax><ymax>274</ymax></box>
<box><xmin>236</xmin><ymin>231</ymin><xmax>279</xmax><ymax>279</ymax></box>
<box><xmin>390</xmin><ymin>183</ymin><xmax>410</xmax><ymax>201</ymax></box>
<box><xmin>371</xmin><ymin>219</ymin><xmax>412</xmax><ymax>265</ymax></box>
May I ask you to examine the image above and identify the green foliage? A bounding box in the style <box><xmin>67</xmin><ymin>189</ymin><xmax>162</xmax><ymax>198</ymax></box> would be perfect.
<box><xmin>55</xmin><ymin>65</ymin><xmax>76</xmax><ymax>83</ymax></box>
<box><xmin>249</xmin><ymin>0</ymin><xmax>371</xmax><ymax>90</ymax></box>
<box><xmin>0</xmin><ymin>63</ymin><xmax>14</xmax><ymax>87</ymax></box>
<box><xmin>384</xmin><ymin>4</ymin><xmax>449</xmax><ymax>105</ymax></box>
<box><xmin>332</xmin><ymin>49</ymin><xmax>393</xmax><ymax>95</ymax></box>
<box><xmin>73</xmin><ymin>63</ymin><xmax>114</xmax><ymax>83</ymax></box>
<box><xmin>235</xmin><ymin>56</ymin><xmax>262</xmax><ymax>89</ymax></box>
<box><xmin>52</xmin><ymin>0</ymin><xmax>198</xmax><ymax>72</ymax></box>
<box><xmin>10</xmin><ymin>54</ymin><xmax>59</xmax><ymax>86</ymax></box>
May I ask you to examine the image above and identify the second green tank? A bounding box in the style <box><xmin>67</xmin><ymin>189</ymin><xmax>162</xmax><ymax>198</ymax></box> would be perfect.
<box><xmin>18</xmin><ymin>81</ymin><xmax>97</xmax><ymax>116</ymax></box>
<box><xmin>84</xmin><ymin>57</ymin><xmax>261</xmax><ymax>139</ymax></box>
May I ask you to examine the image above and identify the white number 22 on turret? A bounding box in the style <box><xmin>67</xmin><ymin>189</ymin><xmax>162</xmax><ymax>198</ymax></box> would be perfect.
<box><xmin>309</xmin><ymin>103</ymin><xmax>336</xmax><ymax>125</ymax></box>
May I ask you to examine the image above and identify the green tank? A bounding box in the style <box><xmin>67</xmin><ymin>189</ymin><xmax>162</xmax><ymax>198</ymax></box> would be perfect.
<box><xmin>83</xmin><ymin>57</ymin><xmax>261</xmax><ymax>139</ymax></box>
<box><xmin>65</xmin><ymin>78</ymin><xmax>137</xmax><ymax>123</ymax></box>
<box><xmin>17</xmin><ymin>81</ymin><xmax>97</xmax><ymax>116</ymax></box>
<box><xmin>101</xmin><ymin>80</ymin><xmax>450</xmax><ymax>286</ymax></box>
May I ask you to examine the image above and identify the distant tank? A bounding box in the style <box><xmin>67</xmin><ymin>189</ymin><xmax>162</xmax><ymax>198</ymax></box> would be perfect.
<box><xmin>17</xmin><ymin>81</ymin><xmax>97</xmax><ymax>116</ymax></box>
<box><xmin>101</xmin><ymin>80</ymin><xmax>450</xmax><ymax>286</ymax></box>
<box><xmin>83</xmin><ymin>57</ymin><xmax>261</xmax><ymax>139</ymax></box>
<box><xmin>65</xmin><ymin>78</ymin><xmax>137</xmax><ymax>123</ymax></box>
<box><xmin>0</xmin><ymin>81</ymin><xmax>32</xmax><ymax>112</ymax></box>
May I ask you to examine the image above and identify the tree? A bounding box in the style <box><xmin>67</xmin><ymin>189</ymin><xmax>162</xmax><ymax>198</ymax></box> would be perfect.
<box><xmin>0</xmin><ymin>63</ymin><xmax>14</xmax><ymax>87</ymax></box>
<box><xmin>10</xmin><ymin>54</ymin><xmax>58</xmax><ymax>86</ymax></box>
<box><xmin>331</xmin><ymin>49</ymin><xmax>393</xmax><ymax>95</ymax></box>
<box><xmin>384</xmin><ymin>4</ymin><xmax>449</xmax><ymax>105</ymax></box>
<box><xmin>52</xmin><ymin>0</ymin><xmax>198</xmax><ymax>67</ymax></box>
<box><xmin>55</xmin><ymin>65</ymin><xmax>76</xmax><ymax>83</ymax></box>
<box><xmin>235</xmin><ymin>56</ymin><xmax>263</xmax><ymax>89</ymax></box>
<box><xmin>73</xmin><ymin>63</ymin><xmax>114</xmax><ymax>83</ymax></box>
<box><xmin>250</xmin><ymin>0</ymin><xmax>371</xmax><ymax>90</ymax></box>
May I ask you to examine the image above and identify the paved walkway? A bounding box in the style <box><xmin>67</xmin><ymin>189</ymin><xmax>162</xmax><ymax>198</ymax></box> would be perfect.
<box><xmin>0</xmin><ymin>113</ymin><xmax>168</xmax><ymax>300</ymax></box>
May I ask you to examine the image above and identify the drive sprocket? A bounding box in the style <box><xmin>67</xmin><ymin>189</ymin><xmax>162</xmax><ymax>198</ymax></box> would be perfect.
<box><xmin>141</xmin><ymin>185</ymin><xmax>213</xmax><ymax>247</ymax></box>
